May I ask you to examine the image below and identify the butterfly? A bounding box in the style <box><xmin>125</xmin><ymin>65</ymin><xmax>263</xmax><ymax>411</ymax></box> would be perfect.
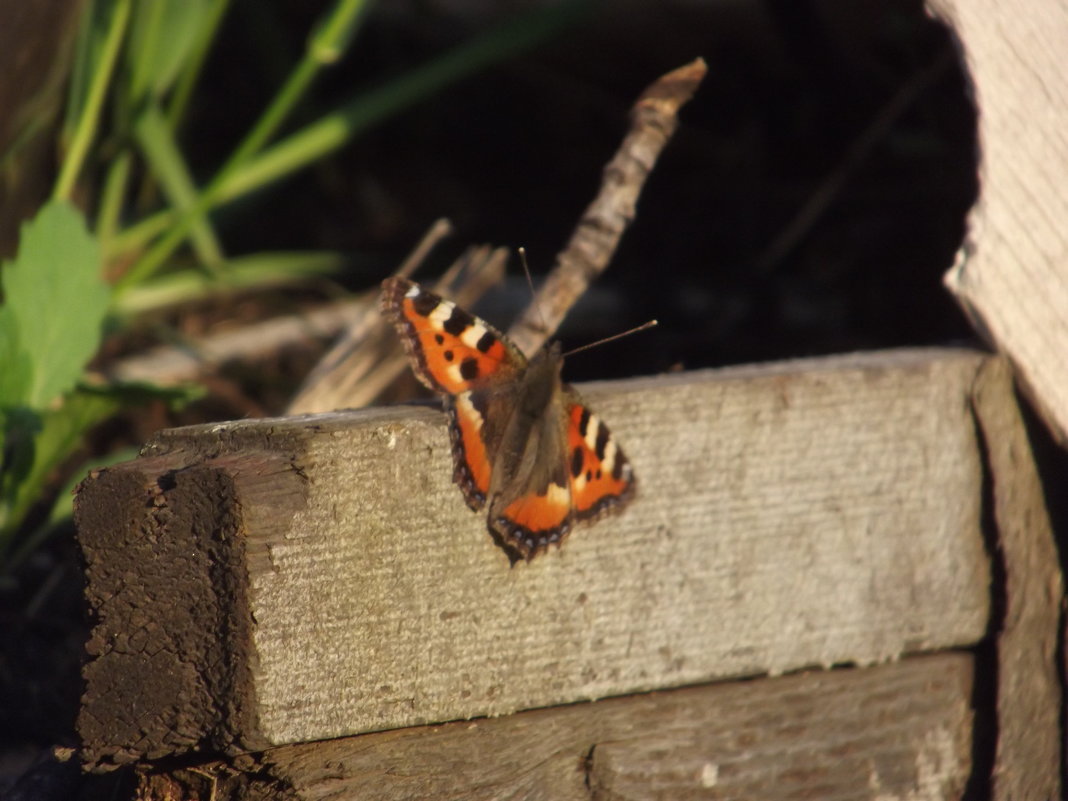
<box><xmin>380</xmin><ymin>277</ymin><xmax>635</xmax><ymax>560</ymax></box>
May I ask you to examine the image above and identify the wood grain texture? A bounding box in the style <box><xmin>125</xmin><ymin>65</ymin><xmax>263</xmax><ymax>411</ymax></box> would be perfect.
<box><xmin>137</xmin><ymin>654</ymin><xmax>975</xmax><ymax>801</ymax></box>
<box><xmin>933</xmin><ymin>0</ymin><xmax>1068</xmax><ymax>443</ymax></box>
<box><xmin>77</xmin><ymin>348</ymin><xmax>993</xmax><ymax>764</ymax></box>
<box><xmin>971</xmin><ymin>358</ymin><xmax>1063</xmax><ymax>800</ymax></box>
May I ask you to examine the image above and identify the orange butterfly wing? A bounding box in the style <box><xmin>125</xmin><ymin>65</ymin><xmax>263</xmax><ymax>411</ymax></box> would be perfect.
<box><xmin>381</xmin><ymin>277</ymin><xmax>524</xmax><ymax>510</ymax></box>
<box><xmin>380</xmin><ymin>277</ymin><xmax>523</xmax><ymax>396</ymax></box>
<box><xmin>565</xmin><ymin>398</ymin><xmax>634</xmax><ymax>519</ymax></box>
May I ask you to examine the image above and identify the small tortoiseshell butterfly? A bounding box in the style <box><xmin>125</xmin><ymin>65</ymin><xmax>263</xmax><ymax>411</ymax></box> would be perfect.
<box><xmin>381</xmin><ymin>277</ymin><xmax>635</xmax><ymax>560</ymax></box>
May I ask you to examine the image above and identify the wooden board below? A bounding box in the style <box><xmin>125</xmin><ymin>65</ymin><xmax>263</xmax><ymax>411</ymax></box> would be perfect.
<box><xmin>139</xmin><ymin>653</ymin><xmax>976</xmax><ymax>801</ymax></box>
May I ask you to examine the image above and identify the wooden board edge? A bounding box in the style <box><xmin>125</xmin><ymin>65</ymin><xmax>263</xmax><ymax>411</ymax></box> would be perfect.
<box><xmin>971</xmin><ymin>357</ymin><xmax>1064</xmax><ymax>800</ymax></box>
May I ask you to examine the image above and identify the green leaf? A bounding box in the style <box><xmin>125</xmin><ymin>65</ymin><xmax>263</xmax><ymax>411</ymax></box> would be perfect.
<box><xmin>0</xmin><ymin>407</ymin><xmax>42</xmax><ymax>534</ymax></box>
<box><xmin>2</xmin><ymin>201</ymin><xmax>110</xmax><ymax>410</ymax></box>
<box><xmin>0</xmin><ymin>308</ymin><xmax>32</xmax><ymax>407</ymax></box>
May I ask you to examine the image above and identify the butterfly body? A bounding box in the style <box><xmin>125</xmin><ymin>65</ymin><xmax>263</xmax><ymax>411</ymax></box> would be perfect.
<box><xmin>381</xmin><ymin>277</ymin><xmax>634</xmax><ymax>560</ymax></box>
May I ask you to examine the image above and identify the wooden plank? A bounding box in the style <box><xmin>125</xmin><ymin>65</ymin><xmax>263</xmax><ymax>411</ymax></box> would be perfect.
<box><xmin>972</xmin><ymin>358</ymin><xmax>1063</xmax><ymax>800</ymax></box>
<box><xmin>75</xmin><ymin>348</ymin><xmax>992</xmax><ymax>767</ymax></box>
<box><xmin>137</xmin><ymin>653</ymin><xmax>976</xmax><ymax>801</ymax></box>
<box><xmin>931</xmin><ymin>0</ymin><xmax>1068</xmax><ymax>443</ymax></box>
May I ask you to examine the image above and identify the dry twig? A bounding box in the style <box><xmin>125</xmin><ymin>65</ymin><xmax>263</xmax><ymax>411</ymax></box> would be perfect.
<box><xmin>506</xmin><ymin>57</ymin><xmax>707</xmax><ymax>355</ymax></box>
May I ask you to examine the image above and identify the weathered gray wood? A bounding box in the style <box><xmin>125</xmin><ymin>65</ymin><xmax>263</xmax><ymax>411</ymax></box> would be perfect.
<box><xmin>76</xmin><ymin>348</ymin><xmax>993</xmax><ymax>767</ymax></box>
<box><xmin>971</xmin><ymin>358</ymin><xmax>1063</xmax><ymax>800</ymax></box>
<box><xmin>932</xmin><ymin>0</ymin><xmax>1068</xmax><ymax>444</ymax></box>
<box><xmin>137</xmin><ymin>653</ymin><xmax>975</xmax><ymax>801</ymax></box>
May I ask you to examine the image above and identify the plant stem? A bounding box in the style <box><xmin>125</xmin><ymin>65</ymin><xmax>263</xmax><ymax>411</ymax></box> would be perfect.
<box><xmin>216</xmin><ymin>3</ymin><xmax>581</xmax><ymax>202</ymax></box>
<box><xmin>228</xmin><ymin>0</ymin><xmax>367</xmax><ymax>169</ymax></box>
<box><xmin>96</xmin><ymin>150</ymin><xmax>132</xmax><ymax>254</ymax></box>
<box><xmin>53</xmin><ymin>0</ymin><xmax>133</xmax><ymax>202</ymax></box>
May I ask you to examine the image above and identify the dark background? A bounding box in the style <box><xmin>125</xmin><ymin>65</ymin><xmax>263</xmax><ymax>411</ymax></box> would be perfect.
<box><xmin>198</xmin><ymin>0</ymin><xmax>979</xmax><ymax>385</ymax></box>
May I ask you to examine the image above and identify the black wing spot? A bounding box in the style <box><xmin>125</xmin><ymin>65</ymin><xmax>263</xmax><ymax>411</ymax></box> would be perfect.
<box><xmin>612</xmin><ymin>457</ymin><xmax>625</xmax><ymax>481</ymax></box>
<box><xmin>577</xmin><ymin>408</ymin><xmax>591</xmax><ymax>438</ymax></box>
<box><xmin>476</xmin><ymin>330</ymin><xmax>496</xmax><ymax>353</ymax></box>
<box><xmin>443</xmin><ymin>349</ymin><xmax>454</xmax><ymax>362</ymax></box>
<box><xmin>444</xmin><ymin>306</ymin><xmax>474</xmax><ymax>336</ymax></box>
<box><xmin>412</xmin><ymin>292</ymin><xmax>438</xmax><ymax>317</ymax></box>
<box><xmin>595</xmin><ymin>423</ymin><xmax>610</xmax><ymax>460</ymax></box>
<box><xmin>435</xmin><ymin>333</ymin><xmax>445</xmax><ymax>345</ymax></box>
<box><xmin>570</xmin><ymin>446</ymin><xmax>584</xmax><ymax>478</ymax></box>
<box><xmin>460</xmin><ymin>357</ymin><xmax>480</xmax><ymax>381</ymax></box>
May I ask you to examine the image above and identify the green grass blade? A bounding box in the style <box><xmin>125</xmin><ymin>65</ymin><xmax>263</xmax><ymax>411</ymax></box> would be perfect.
<box><xmin>124</xmin><ymin>0</ymin><xmax>166</xmax><ymax>106</ymax></box>
<box><xmin>96</xmin><ymin>150</ymin><xmax>133</xmax><ymax>251</ymax></box>
<box><xmin>134</xmin><ymin>102</ymin><xmax>224</xmax><ymax>267</ymax></box>
<box><xmin>63</xmin><ymin>0</ymin><xmax>111</xmax><ymax>149</ymax></box>
<box><xmin>113</xmin><ymin>250</ymin><xmax>353</xmax><ymax>316</ymax></box>
<box><xmin>106</xmin><ymin>204</ymin><xmax>173</xmax><ymax>261</ymax></box>
<box><xmin>226</xmin><ymin>0</ymin><xmax>369</xmax><ymax>172</ymax></box>
<box><xmin>125</xmin><ymin>0</ymin><xmax>214</xmax><ymax>108</ymax></box>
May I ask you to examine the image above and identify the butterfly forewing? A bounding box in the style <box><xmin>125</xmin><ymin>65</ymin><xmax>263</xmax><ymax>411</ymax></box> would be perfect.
<box><xmin>381</xmin><ymin>277</ymin><xmax>524</xmax><ymax>395</ymax></box>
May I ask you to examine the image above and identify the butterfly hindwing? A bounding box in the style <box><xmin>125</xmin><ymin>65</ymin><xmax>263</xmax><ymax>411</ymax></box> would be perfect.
<box><xmin>380</xmin><ymin>277</ymin><xmax>525</xmax><ymax>396</ymax></box>
<box><xmin>447</xmin><ymin>387</ymin><xmax>506</xmax><ymax>511</ymax></box>
<box><xmin>565</xmin><ymin>394</ymin><xmax>634</xmax><ymax>519</ymax></box>
<box><xmin>487</xmin><ymin>382</ymin><xmax>574</xmax><ymax>559</ymax></box>
<box><xmin>491</xmin><ymin>477</ymin><xmax>572</xmax><ymax>559</ymax></box>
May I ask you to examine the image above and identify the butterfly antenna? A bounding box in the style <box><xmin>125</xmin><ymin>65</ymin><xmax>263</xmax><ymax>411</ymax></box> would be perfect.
<box><xmin>562</xmin><ymin>319</ymin><xmax>658</xmax><ymax>358</ymax></box>
<box><xmin>517</xmin><ymin>247</ymin><xmax>549</xmax><ymax>332</ymax></box>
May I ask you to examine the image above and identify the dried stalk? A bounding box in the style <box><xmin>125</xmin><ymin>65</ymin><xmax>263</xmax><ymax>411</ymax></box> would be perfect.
<box><xmin>506</xmin><ymin>57</ymin><xmax>706</xmax><ymax>355</ymax></box>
